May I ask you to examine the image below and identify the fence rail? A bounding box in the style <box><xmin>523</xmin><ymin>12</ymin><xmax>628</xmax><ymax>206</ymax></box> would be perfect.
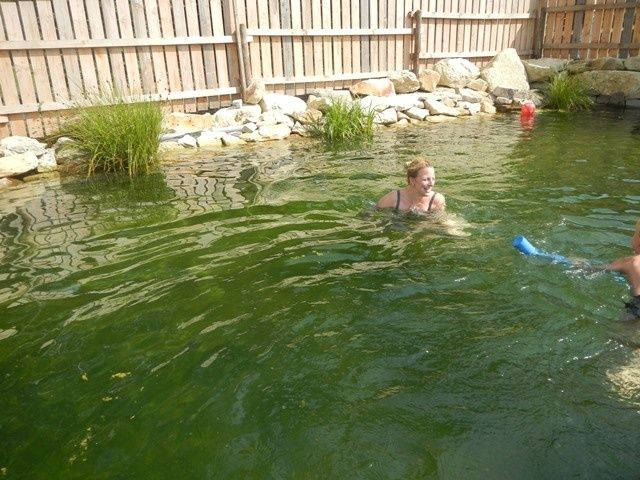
<box><xmin>4</xmin><ymin>0</ymin><xmax>637</xmax><ymax>140</ymax></box>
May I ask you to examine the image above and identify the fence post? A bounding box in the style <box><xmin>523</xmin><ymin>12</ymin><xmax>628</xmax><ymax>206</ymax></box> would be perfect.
<box><xmin>413</xmin><ymin>9</ymin><xmax>422</xmax><ymax>75</ymax></box>
<box><xmin>534</xmin><ymin>5</ymin><xmax>547</xmax><ymax>58</ymax></box>
<box><xmin>235</xmin><ymin>26</ymin><xmax>247</xmax><ymax>94</ymax></box>
<box><xmin>240</xmin><ymin>24</ymin><xmax>252</xmax><ymax>86</ymax></box>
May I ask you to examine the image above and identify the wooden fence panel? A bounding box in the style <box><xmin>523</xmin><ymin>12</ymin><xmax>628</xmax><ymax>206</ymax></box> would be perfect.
<box><xmin>541</xmin><ymin>0</ymin><xmax>640</xmax><ymax>59</ymax></box>
<box><xmin>15</xmin><ymin>0</ymin><xmax>640</xmax><ymax>139</ymax></box>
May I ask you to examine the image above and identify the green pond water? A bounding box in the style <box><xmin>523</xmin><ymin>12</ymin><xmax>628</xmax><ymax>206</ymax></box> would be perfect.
<box><xmin>1</xmin><ymin>110</ymin><xmax>640</xmax><ymax>479</ymax></box>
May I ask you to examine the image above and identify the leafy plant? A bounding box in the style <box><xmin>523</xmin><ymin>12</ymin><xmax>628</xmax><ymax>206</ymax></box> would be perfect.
<box><xmin>54</xmin><ymin>91</ymin><xmax>165</xmax><ymax>176</ymax></box>
<box><xmin>308</xmin><ymin>99</ymin><xmax>375</xmax><ymax>145</ymax></box>
<box><xmin>543</xmin><ymin>71</ymin><xmax>594</xmax><ymax>112</ymax></box>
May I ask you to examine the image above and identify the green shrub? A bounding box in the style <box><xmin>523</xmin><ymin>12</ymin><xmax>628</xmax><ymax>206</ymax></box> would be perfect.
<box><xmin>54</xmin><ymin>92</ymin><xmax>164</xmax><ymax>176</ymax></box>
<box><xmin>543</xmin><ymin>71</ymin><xmax>594</xmax><ymax>111</ymax></box>
<box><xmin>308</xmin><ymin>100</ymin><xmax>375</xmax><ymax>145</ymax></box>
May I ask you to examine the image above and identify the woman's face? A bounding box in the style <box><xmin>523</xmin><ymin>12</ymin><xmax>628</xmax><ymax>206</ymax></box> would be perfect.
<box><xmin>409</xmin><ymin>167</ymin><xmax>436</xmax><ymax>196</ymax></box>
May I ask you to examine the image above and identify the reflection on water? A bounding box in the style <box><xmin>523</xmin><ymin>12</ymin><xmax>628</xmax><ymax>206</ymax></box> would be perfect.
<box><xmin>1</xmin><ymin>111</ymin><xmax>640</xmax><ymax>478</ymax></box>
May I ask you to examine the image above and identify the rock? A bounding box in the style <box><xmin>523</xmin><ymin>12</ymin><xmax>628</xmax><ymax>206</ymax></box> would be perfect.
<box><xmin>589</xmin><ymin>57</ymin><xmax>625</xmax><ymax>71</ymax></box>
<box><xmin>241</xmin><ymin>123</ymin><xmax>258</xmax><ymax>133</ymax></box>
<box><xmin>389</xmin><ymin>70</ymin><xmax>420</xmax><ymax>93</ymax></box>
<box><xmin>523</xmin><ymin>58</ymin><xmax>568</xmax><ymax>82</ymax></box>
<box><xmin>481</xmin><ymin>48</ymin><xmax>529</xmax><ymax>93</ymax></box>
<box><xmin>292</xmin><ymin>122</ymin><xmax>312</xmax><ymax>136</ymax></box>
<box><xmin>494</xmin><ymin>96</ymin><xmax>513</xmax><ymax>105</ymax></box>
<box><xmin>36</xmin><ymin>148</ymin><xmax>57</xmax><ymax>173</ymax></box>
<box><xmin>0</xmin><ymin>151</ymin><xmax>39</xmax><ymax>177</ymax></box>
<box><xmin>244</xmin><ymin>79</ymin><xmax>266</xmax><ymax>104</ymax></box>
<box><xmin>258</xmin><ymin>124</ymin><xmax>292</xmax><ymax>140</ymax></box>
<box><xmin>424</xmin><ymin>99</ymin><xmax>461</xmax><ymax>116</ymax></box>
<box><xmin>387</xmin><ymin>93</ymin><xmax>423</xmax><ymax>111</ymax></box>
<box><xmin>404</xmin><ymin>107</ymin><xmax>430</xmax><ymax>120</ymax></box>
<box><xmin>433</xmin><ymin>58</ymin><xmax>480</xmax><ymax>88</ymax></box>
<box><xmin>163</xmin><ymin>112</ymin><xmax>216</xmax><ymax>133</ymax></box>
<box><xmin>565</xmin><ymin>59</ymin><xmax>590</xmax><ymax>74</ymax></box>
<box><xmin>197</xmin><ymin>130</ymin><xmax>224</xmax><ymax>148</ymax></box>
<box><xmin>624</xmin><ymin>56</ymin><xmax>640</xmax><ymax>72</ymax></box>
<box><xmin>350</xmin><ymin>78</ymin><xmax>395</xmax><ymax>97</ymax></box>
<box><xmin>418</xmin><ymin>69</ymin><xmax>441</xmax><ymax>92</ymax></box>
<box><xmin>358</xmin><ymin>95</ymin><xmax>392</xmax><ymax>112</ymax></box>
<box><xmin>492</xmin><ymin>86</ymin><xmax>528</xmax><ymax>101</ymax></box>
<box><xmin>573</xmin><ymin>70</ymin><xmax>640</xmax><ymax>97</ymax></box>
<box><xmin>0</xmin><ymin>177</ymin><xmax>21</xmax><ymax>189</ymax></box>
<box><xmin>23</xmin><ymin>171</ymin><xmax>60</xmax><ymax>183</ymax></box>
<box><xmin>457</xmin><ymin>88</ymin><xmax>485</xmax><ymax>103</ymax></box>
<box><xmin>373</xmin><ymin>108</ymin><xmax>398</xmax><ymax>125</ymax></box>
<box><xmin>256</xmin><ymin>110</ymin><xmax>294</xmax><ymax>128</ymax></box>
<box><xmin>231</xmin><ymin>99</ymin><xmax>243</xmax><ymax>108</ymax></box>
<box><xmin>291</xmin><ymin>109</ymin><xmax>322</xmax><ymax>125</ymax></box>
<box><xmin>0</xmin><ymin>136</ymin><xmax>47</xmax><ymax>157</ymax></box>
<box><xmin>211</xmin><ymin>104</ymin><xmax>261</xmax><ymax>128</ymax></box>
<box><xmin>426</xmin><ymin>115</ymin><xmax>457</xmax><ymax>123</ymax></box>
<box><xmin>458</xmin><ymin>101</ymin><xmax>481</xmax><ymax>115</ymax></box>
<box><xmin>178</xmin><ymin>135</ymin><xmax>198</xmax><ymax>148</ymax></box>
<box><xmin>480</xmin><ymin>98</ymin><xmax>497</xmax><ymax>114</ymax></box>
<box><xmin>259</xmin><ymin>93</ymin><xmax>307</xmax><ymax>115</ymax></box>
<box><xmin>466</xmin><ymin>78</ymin><xmax>488</xmax><ymax>92</ymax></box>
<box><xmin>239</xmin><ymin>131</ymin><xmax>264</xmax><ymax>142</ymax></box>
<box><xmin>306</xmin><ymin>89</ymin><xmax>353</xmax><ymax>111</ymax></box>
<box><xmin>221</xmin><ymin>134</ymin><xmax>246</xmax><ymax>146</ymax></box>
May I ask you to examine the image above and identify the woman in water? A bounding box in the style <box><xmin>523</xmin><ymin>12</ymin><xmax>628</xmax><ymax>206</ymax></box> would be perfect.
<box><xmin>376</xmin><ymin>156</ymin><xmax>445</xmax><ymax>214</ymax></box>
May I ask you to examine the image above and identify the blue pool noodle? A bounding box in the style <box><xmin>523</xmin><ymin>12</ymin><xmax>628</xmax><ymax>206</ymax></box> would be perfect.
<box><xmin>512</xmin><ymin>235</ymin><xmax>573</xmax><ymax>266</ymax></box>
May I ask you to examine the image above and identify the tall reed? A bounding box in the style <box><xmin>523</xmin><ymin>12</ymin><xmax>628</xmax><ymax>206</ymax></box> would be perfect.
<box><xmin>308</xmin><ymin>100</ymin><xmax>375</xmax><ymax>146</ymax></box>
<box><xmin>55</xmin><ymin>92</ymin><xmax>164</xmax><ymax>176</ymax></box>
<box><xmin>543</xmin><ymin>71</ymin><xmax>594</xmax><ymax>111</ymax></box>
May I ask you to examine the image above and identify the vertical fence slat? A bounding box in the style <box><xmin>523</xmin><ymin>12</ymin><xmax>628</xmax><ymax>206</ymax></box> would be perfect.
<box><xmin>67</xmin><ymin>0</ymin><xmax>99</xmax><ymax>93</ymax></box>
<box><xmin>145</xmin><ymin>0</ymin><xmax>170</xmax><ymax>97</ymax></box>
<box><xmin>369</xmin><ymin>0</ymin><xmax>378</xmax><ymax>72</ymax></box>
<box><xmin>311</xmin><ymin>0</ymin><xmax>323</xmax><ymax>89</ymax></box>
<box><xmin>172</xmin><ymin>0</ymin><xmax>196</xmax><ymax>111</ymax></box>
<box><xmin>300</xmin><ymin>0</ymin><xmax>314</xmax><ymax>85</ymax></box>
<box><xmin>630</xmin><ymin>4</ymin><xmax>640</xmax><ymax>56</ymax></box>
<box><xmin>51</xmin><ymin>0</ymin><xmax>84</xmax><ymax>97</ymax></box>
<box><xmin>281</xmin><ymin>0</ymin><xmax>295</xmax><ymax>94</ymax></box>
<box><xmin>185</xmin><ymin>0</ymin><xmax>208</xmax><ymax>110</ymax></box>
<box><xmin>321</xmin><ymin>0</ymin><xmax>333</xmax><ymax>85</ymax></box>
<box><xmin>610</xmin><ymin>0</ymin><xmax>627</xmax><ymax>57</ymax></box>
<box><xmin>130</xmin><ymin>0</ymin><xmax>156</xmax><ymax>95</ymax></box>
<box><xmin>290</xmin><ymin>0</ymin><xmax>304</xmax><ymax>94</ymax></box>
<box><xmin>340</xmin><ymin>0</ymin><xmax>351</xmax><ymax>89</ymax></box>
<box><xmin>257</xmin><ymin>0</ymin><xmax>273</xmax><ymax>86</ymax></box>
<box><xmin>18</xmin><ymin>1</ymin><xmax>52</xmax><ymax>136</ymax></box>
<box><xmin>619</xmin><ymin>0</ymin><xmax>636</xmax><ymax>58</ymax></box>
<box><xmin>345</xmin><ymin>2</ymin><xmax>362</xmax><ymax>81</ymax></box>
<box><xmin>331</xmin><ymin>0</ymin><xmax>343</xmax><ymax>85</ymax></box>
<box><xmin>114</xmin><ymin>0</ymin><xmax>142</xmax><ymax>94</ymax></box>
<box><xmin>354</xmin><ymin>0</ymin><xmax>372</xmax><ymax>72</ymax></box>
<box><xmin>245</xmin><ymin>0</ymin><xmax>262</xmax><ymax>85</ymax></box>
<box><xmin>268</xmin><ymin>0</ymin><xmax>284</xmax><ymax>93</ymax></box>
<box><xmin>0</xmin><ymin>3</ymin><xmax>26</xmax><ymax>136</ymax></box>
<box><xmin>2</xmin><ymin>1</ymin><xmax>40</xmax><ymax>137</ymax></box>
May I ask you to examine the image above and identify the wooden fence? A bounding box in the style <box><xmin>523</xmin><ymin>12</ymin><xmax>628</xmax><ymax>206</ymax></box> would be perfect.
<box><xmin>540</xmin><ymin>0</ymin><xmax>640</xmax><ymax>59</ymax></box>
<box><xmin>0</xmin><ymin>0</ymin><xmax>569</xmax><ymax>140</ymax></box>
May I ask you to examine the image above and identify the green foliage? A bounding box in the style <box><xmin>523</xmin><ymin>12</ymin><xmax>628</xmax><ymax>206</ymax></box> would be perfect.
<box><xmin>308</xmin><ymin>100</ymin><xmax>375</xmax><ymax>146</ymax></box>
<box><xmin>543</xmin><ymin>71</ymin><xmax>594</xmax><ymax>112</ymax></box>
<box><xmin>54</xmin><ymin>92</ymin><xmax>164</xmax><ymax>176</ymax></box>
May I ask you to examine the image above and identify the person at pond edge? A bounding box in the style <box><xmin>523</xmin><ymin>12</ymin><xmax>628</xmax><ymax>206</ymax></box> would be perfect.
<box><xmin>376</xmin><ymin>156</ymin><xmax>445</xmax><ymax>214</ymax></box>
<box><xmin>603</xmin><ymin>219</ymin><xmax>640</xmax><ymax>320</ymax></box>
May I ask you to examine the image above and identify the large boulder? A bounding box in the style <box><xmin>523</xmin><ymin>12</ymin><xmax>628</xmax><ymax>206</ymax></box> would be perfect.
<box><xmin>163</xmin><ymin>112</ymin><xmax>216</xmax><ymax>133</ymax></box>
<box><xmin>481</xmin><ymin>48</ymin><xmax>529</xmax><ymax>93</ymax></box>
<box><xmin>418</xmin><ymin>69</ymin><xmax>441</xmax><ymax>92</ymax></box>
<box><xmin>433</xmin><ymin>58</ymin><xmax>480</xmax><ymax>88</ymax></box>
<box><xmin>211</xmin><ymin>104</ymin><xmax>262</xmax><ymax>128</ymax></box>
<box><xmin>350</xmin><ymin>78</ymin><xmax>395</xmax><ymax>97</ymax></box>
<box><xmin>244</xmin><ymin>79</ymin><xmax>266</xmax><ymax>104</ymax></box>
<box><xmin>0</xmin><ymin>151</ymin><xmax>39</xmax><ymax>178</ymax></box>
<box><xmin>522</xmin><ymin>58</ymin><xmax>568</xmax><ymax>82</ymax></box>
<box><xmin>0</xmin><ymin>136</ymin><xmax>47</xmax><ymax>157</ymax></box>
<box><xmin>573</xmin><ymin>70</ymin><xmax>640</xmax><ymax>97</ymax></box>
<box><xmin>389</xmin><ymin>70</ymin><xmax>420</xmax><ymax>93</ymax></box>
<box><xmin>259</xmin><ymin>93</ymin><xmax>307</xmax><ymax>115</ymax></box>
<box><xmin>625</xmin><ymin>56</ymin><xmax>640</xmax><ymax>71</ymax></box>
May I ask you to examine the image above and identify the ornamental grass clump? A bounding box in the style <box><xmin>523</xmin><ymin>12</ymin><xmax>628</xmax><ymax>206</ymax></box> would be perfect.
<box><xmin>55</xmin><ymin>92</ymin><xmax>164</xmax><ymax>176</ymax></box>
<box><xmin>543</xmin><ymin>71</ymin><xmax>594</xmax><ymax>112</ymax></box>
<box><xmin>309</xmin><ymin>100</ymin><xmax>375</xmax><ymax>146</ymax></box>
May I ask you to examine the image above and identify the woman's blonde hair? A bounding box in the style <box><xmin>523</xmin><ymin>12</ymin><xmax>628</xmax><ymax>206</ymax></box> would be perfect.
<box><xmin>405</xmin><ymin>155</ymin><xmax>433</xmax><ymax>181</ymax></box>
